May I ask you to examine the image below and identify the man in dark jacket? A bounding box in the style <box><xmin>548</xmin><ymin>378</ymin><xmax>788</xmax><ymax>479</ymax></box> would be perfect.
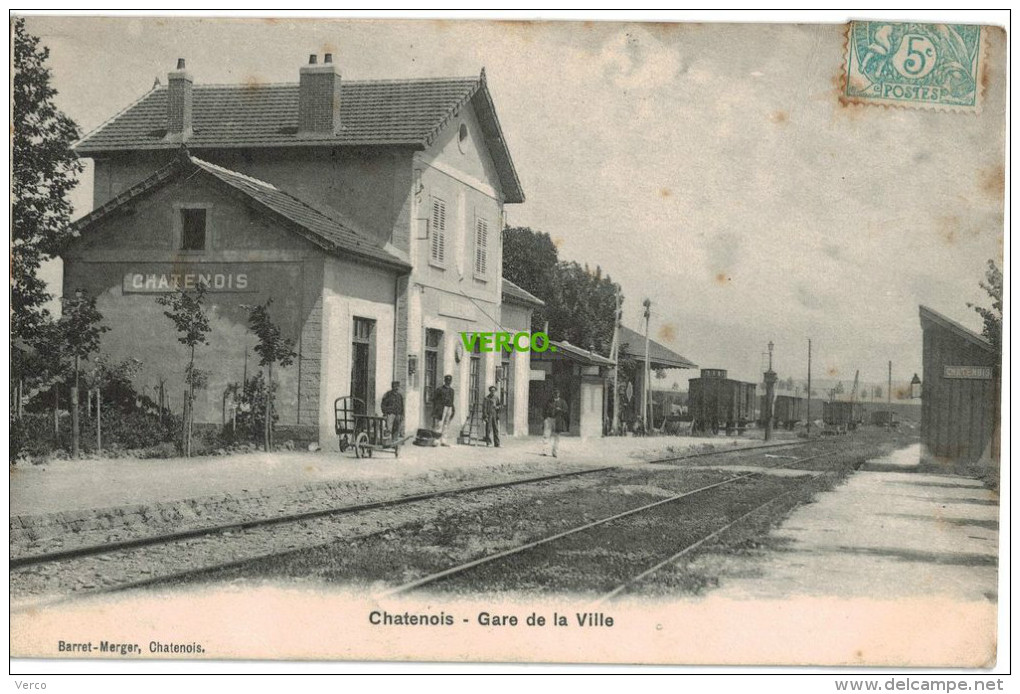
<box><xmin>542</xmin><ymin>388</ymin><xmax>569</xmax><ymax>457</ymax></box>
<box><xmin>482</xmin><ymin>385</ymin><xmax>502</xmax><ymax>447</ymax></box>
<box><xmin>380</xmin><ymin>381</ymin><xmax>404</xmax><ymax>441</ymax></box>
<box><xmin>433</xmin><ymin>374</ymin><xmax>456</xmax><ymax>446</ymax></box>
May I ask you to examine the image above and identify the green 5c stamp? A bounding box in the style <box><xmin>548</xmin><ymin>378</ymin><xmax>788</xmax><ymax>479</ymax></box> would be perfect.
<box><xmin>843</xmin><ymin>22</ymin><xmax>985</xmax><ymax>111</ymax></box>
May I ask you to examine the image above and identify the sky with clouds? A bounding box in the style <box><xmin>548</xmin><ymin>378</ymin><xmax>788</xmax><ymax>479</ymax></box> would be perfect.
<box><xmin>24</xmin><ymin>14</ymin><xmax>1005</xmax><ymax>388</ymax></box>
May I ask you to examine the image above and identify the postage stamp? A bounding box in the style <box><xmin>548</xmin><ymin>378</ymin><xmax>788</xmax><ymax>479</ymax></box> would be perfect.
<box><xmin>842</xmin><ymin>21</ymin><xmax>985</xmax><ymax>111</ymax></box>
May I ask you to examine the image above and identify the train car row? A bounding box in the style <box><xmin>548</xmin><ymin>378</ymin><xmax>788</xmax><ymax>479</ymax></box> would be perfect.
<box><xmin>687</xmin><ymin>369</ymin><xmax>883</xmax><ymax>436</ymax></box>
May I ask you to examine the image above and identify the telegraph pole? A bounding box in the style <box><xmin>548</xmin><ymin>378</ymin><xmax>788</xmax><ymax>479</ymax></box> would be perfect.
<box><xmin>806</xmin><ymin>338</ymin><xmax>812</xmax><ymax>436</ymax></box>
<box><xmin>610</xmin><ymin>289</ymin><xmax>621</xmax><ymax>435</ymax></box>
<box><xmin>642</xmin><ymin>298</ymin><xmax>651</xmax><ymax>432</ymax></box>
<box><xmin>764</xmin><ymin>341</ymin><xmax>777</xmax><ymax>441</ymax></box>
<box><xmin>887</xmin><ymin>360</ymin><xmax>892</xmax><ymax>410</ymax></box>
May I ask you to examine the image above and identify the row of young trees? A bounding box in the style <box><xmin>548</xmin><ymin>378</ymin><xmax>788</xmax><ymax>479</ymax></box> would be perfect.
<box><xmin>156</xmin><ymin>284</ymin><xmax>297</xmax><ymax>456</ymax></box>
<box><xmin>21</xmin><ymin>282</ymin><xmax>298</xmax><ymax>459</ymax></box>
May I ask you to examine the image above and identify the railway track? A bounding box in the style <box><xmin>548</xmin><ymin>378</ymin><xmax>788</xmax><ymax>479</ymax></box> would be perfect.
<box><xmin>11</xmin><ymin>438</ymin><xmax>816</xmax><ymax>570</ymax></box>
<box><xmin>377</xmin><ymin>450</ymin><xmax>841</xmax><ymax>597</ymax></box>
<box><xmin>10</xmin><ymin>437</ymin><xmax>863</xmax><ymax>606</ymax></box>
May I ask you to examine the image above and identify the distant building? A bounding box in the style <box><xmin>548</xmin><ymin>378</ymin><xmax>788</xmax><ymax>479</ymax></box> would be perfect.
<box><xmin>918</xmin><ymin>305</ymin><xmax>1000</xmax><ymax>469</ymax></box>
<box><xmin>67</xmin><ymin>55</ymin><xmax>533</xmax><ymax>447</ymax></box>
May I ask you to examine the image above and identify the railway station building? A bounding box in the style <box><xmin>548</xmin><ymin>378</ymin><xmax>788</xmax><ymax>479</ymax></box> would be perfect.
<box><xmin>67</xmin><ymin>56</ymin><xmax>534</xmax><ymax>449</ymax></box>
<box><xmin>918</xmin><ymin>305</ymin><xmax>1001</xmax><ymax>470</ymax></box>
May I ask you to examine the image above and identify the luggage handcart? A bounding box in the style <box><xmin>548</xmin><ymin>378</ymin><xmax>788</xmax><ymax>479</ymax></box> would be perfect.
<box><xmin>334</xmin><ymin>396</ymin><xmax>411</xmax><ymax>458</ymax></box>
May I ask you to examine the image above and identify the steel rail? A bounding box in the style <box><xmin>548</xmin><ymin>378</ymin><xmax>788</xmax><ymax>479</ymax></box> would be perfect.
<box><xmin>11</xmin><ymin>446</ymin><xmax>853</xmax><ymax>613</ymax></box>
<box><xmin>11</xmin><ymin>439</ymin><xmax>819</xmax><ymax>570</ymax></box>
<box><xmin>378</xmin><ymin>451</ymin><xmax>830</xmax><ymax>597</ymax></box>
<box><xmin>594</xmin><ymin>486</ymin><xmax>805</xmax><ymax>603</ymax></box>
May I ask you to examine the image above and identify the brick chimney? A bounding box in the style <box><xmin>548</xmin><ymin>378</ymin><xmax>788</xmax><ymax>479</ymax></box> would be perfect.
<box><xmin>298</xmin><ymin>53</ymin><xmax>341</xmax><ymax>138</ymax></box>
<box><xmin>166</xmin><ymin>58</ymin><xmax>193</xmax><ymax>142</ymax></box>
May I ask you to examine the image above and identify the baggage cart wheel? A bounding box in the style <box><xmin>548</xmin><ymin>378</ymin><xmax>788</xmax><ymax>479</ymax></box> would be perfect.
<box><xmin>355</xmin><ymin>431</ymin><xmax>371</xmax><ymax>459</ymax></box>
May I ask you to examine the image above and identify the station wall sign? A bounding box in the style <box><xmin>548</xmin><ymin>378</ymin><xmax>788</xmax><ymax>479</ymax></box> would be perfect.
<box><xmin>123</xmin><ymin>266</ymin><xmax>256</xmax><ymax>294</ymax></box>
<box><xmin>943</xmin><ymin>365</ymin><xmax>993</xmax><ymax>380</ymax></box>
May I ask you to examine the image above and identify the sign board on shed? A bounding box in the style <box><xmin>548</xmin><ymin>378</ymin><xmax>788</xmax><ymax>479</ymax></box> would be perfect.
<box><xmin>943</xmin><ymin>365</ymin><xmax>994</xmax><ymax>380</ymax></box>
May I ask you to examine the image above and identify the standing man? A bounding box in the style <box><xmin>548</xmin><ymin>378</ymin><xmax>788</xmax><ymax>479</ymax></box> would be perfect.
<box><xmin>380</xmin><ymin>381</ymin><xmax>404</xmax><ymax>442</ymax></box>
<box><xmin>482</xmin><ymin>385</ymin><xmax>502</xmax><ymax>447</ymax></box>
<box><xmin>433</xmin><ymin>374</ymin><xmax>456</xmax><ymax>447</ymax></box>
<box><xmin>542</xmin><ymin>388</ymin><xmax>569</xmax><ymax>458</ymax></box>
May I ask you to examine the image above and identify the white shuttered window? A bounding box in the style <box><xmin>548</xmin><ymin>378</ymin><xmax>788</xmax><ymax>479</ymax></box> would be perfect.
<box><xmin>474</xmin><ymin>218</ymin><xmax>488</xmax><ymax>276</ymax></box>
<box><xmin>430</xmin><ymin>198</ymin><xmax>447</xmax><ymax>264</ymax></box>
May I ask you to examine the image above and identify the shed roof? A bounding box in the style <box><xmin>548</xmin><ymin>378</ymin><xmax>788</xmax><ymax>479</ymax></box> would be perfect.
<box><xmin>617</xmin><ymin>325</ymin><xmax>697</xmax><ymax>370</ymax></box>
<box><xmin>501</xmin><ymin>278</ymin><xmax>545</xmax><ymax>308</ymax></box>
<box><xmin>74</xmin><ymin>73</ymin><xmax>524</xmax><ymax>203</ymax></box>
<box><xmin>69</xmin><ymin>151</ymin><xmax>411</xmax><ymax>271</ymax></box>
<box><xmin>919</xmin><ymin>305</ymin><xmax>996</xmax><ymax>353</ymax></box>
<box><xmin>531</xmin><ymin>340</ymin><xmax>614</xmax><ymax>367</ymax></box>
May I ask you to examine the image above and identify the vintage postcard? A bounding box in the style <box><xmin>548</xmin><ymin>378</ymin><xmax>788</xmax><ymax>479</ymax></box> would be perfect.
<box><xmin>9</xmin><ymin>14</ymin><xmax>1006</xmax><ymax>673</ymax></box>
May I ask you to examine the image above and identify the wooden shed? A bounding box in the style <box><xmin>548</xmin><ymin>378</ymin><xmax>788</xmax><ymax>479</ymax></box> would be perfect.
<box><xmin>918</xmin><ymin>305</ymin><xmax>1000</xmax><ymax>469</ymax></box>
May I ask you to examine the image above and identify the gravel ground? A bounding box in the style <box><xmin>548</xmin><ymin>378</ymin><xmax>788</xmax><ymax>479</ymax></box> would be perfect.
<box><xmin>170</xmin><ymin>435</ymin><xmax>900</xmax><ymax>597</ymax></box>
<box><xmin>10</xmin><ymin>433</ymin><xmax>905</xmax><ymax>606</ymax></box>
<box><xmin>10</xmin><ymin>435</ymin><xmax>789</xmax><ymax>560</ymax></box>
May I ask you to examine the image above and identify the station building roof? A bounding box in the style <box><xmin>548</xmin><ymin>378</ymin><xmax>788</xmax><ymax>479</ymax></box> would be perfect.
<box><xmin>69</xmin><ymin>150</ymin><xmax>411</xmax><ymax>271</ymax></box>
<box><xmin>74</xmin><ymin>71</ymin><xmax>524</xmax><ymax>203</ymax></box>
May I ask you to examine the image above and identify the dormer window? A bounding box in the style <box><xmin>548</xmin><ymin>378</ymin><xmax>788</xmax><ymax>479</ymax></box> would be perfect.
<box><xmin>457</xmin><ymin>123</ymin><xmax>469</xmax><ymax>154</ymax></box>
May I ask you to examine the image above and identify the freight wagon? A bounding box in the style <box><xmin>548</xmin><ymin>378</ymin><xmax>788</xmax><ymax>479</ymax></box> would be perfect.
<box><xmin>688</xmin><ymin>369</ymin><xmax>757</xmax><ymax>435</ymax></box>
<box><xmin>760</xmin><ymin>394</ymin><xmax>805</xmax><ymax>430</ymax></box>
<box><xmin>822</xmin><ymin>401</ymin><xmax>864</xmax><ymax>435</ymax></box>
<box><xmin>870</xmin><ymin>410</ymin><xmax>899</xmax><ymax>428</ymax></box>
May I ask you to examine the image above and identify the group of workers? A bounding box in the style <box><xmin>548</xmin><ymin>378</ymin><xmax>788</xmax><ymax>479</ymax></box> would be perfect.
<box><xmin>378</xmin><ymin>376</ymin><xmax>570</xmax><ymax>457</ymax></box>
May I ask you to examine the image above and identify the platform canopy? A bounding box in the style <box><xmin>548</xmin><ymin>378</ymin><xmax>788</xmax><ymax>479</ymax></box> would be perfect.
<box><xmin>617</xmin><ymin>325</ymin><xmax>697</xmax><ymax>370</ymax></box>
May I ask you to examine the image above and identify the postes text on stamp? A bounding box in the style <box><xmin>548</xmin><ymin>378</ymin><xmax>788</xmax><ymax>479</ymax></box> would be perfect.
<box><xmin>842</xmin><ymin>22</ymin><xmax>984</xmax><ymax>111</ymax></box>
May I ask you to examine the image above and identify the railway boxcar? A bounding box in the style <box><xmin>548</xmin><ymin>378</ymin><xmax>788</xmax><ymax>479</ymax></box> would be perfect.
<box><xmin>823</xmin><ymin>401</ymin><xmax>864</xmax><ymax>435</ymax></box>
<box><xmin>759</xmin><ymin>394</ymin><xmax>805</xmax><ymax>430</ymax></box>
<box><xmin>688</xmin><ymin>369</ymin><xmax>757</xmax><ymax>435</ymax></box>
<box><xmin>870</xmin><ymin>410</ymin><xmax>899</xmax><ymax>428</ymax></box>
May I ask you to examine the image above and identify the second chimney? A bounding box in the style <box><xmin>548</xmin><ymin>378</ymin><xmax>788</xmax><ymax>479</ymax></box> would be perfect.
<box><xmin>166</xmin><ymin>58</ymin><xmax>193</xmax><ymax>142</ymax></box>
<box><xmin>298</xmin><ymin>54</ymin><xmax>341</xmax><ymax>137</ymax></box>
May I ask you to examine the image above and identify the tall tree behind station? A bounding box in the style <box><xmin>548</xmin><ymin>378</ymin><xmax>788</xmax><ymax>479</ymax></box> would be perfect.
<box><xmin>12</xmin><ymin>18</ymin><xmax>83</xmax><ymax>347</ymax></box>
<box><xmin>502</xmin><ymin>226</ymin><xmax>621</xmax><ymax>355</ymax></box>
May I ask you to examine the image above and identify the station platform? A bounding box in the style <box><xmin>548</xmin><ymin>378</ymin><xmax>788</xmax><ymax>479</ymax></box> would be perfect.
<box><xmin>9</xmin><ymin>433</ymin><xmax>753</xmax><ymax>518</ymax></box>
<box><xmin>709</xmin><ymin>443</ymin><xmax>1000</xmax><ymax>602</ymax></box>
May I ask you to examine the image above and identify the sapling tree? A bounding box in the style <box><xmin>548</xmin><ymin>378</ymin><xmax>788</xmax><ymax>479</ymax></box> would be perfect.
<box><xmin>82</xmin><ymin>355</ymin><xmax>142</xmax><ymax>453</ymax></box>
<box><xmin>244</xmin><ymin>299</ymin><xmax>297</xmax><ymax>451</ymax></box>
<box><xmin>58</xmin><ymin>289</ymin><xmax>108</xmax><ymax>457</ymax></box>
<box><xmin>157</xmin><ymin>283</ymin><xmax>211</xmax><ymax>456</ymax></box>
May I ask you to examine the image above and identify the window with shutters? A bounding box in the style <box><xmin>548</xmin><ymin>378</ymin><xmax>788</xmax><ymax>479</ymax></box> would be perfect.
<box><xmin>474</xmin><ymin>217</ymin><xmax>488</xmax><ymax>278</ymax></box>
<box><xmin>430</xmin><ymin>198</ymin><xmax>447</xmax><ymax>266</ymax></box>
